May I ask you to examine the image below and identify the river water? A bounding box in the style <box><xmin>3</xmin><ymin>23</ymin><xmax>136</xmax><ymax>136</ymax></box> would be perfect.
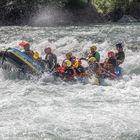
<box><xmin>0</xmin><ymin>23</ymin><xmax>140</xmax><ymax>140</ymax></box>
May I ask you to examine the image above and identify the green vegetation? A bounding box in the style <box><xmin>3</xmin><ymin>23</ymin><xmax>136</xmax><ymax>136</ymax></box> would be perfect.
<box><xmin>0</xmin><ymin>0</ymin><xmax>139</xmax><ymax>25</ymax></box>
<box><xmin>94</xmin><ymin>0</ymin><xmax>140</xmax><ymax>19</ymax></box>
<box><xmin>94</xmin><ymin>0</ymin><xmax>112</xmax><ymax>14</ymax></box>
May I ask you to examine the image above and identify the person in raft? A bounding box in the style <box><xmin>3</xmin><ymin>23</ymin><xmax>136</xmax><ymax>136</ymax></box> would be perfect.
<box><xmin>103</xmin><ymin>51</ymin><xmax>117</xmax><ymax>72</ymax></box>
<box><xmin>44</xmin><ymin>47</ymin><xmax>57</xmax><ymax>72</ymax></box>
<box><xmin>87</xmin><ymin>44</ymin><xmax>100</xmax><ymax>62</ymax></box>
<box><xmin>19</xmin><ymin>41</ymin><xmax>34</xmax><ymax>59</ymax></box>
<box><xmin>115</xmin><ymin>43</ymin><xmax>125</xmax><ymax>66</ymax></box>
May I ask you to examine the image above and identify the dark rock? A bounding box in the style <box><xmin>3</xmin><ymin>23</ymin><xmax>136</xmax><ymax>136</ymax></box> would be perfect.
<box><xmin>118</xmin><ymin>15</ymin><xmax>137</xmax><ymax>23</ymax></box>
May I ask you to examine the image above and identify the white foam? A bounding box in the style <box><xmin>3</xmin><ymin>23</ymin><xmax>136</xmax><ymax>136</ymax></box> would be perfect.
<box><xmin>0</xmin><ymin>24</ymin><xmax>140</xmax><ymax>139</ymax></box>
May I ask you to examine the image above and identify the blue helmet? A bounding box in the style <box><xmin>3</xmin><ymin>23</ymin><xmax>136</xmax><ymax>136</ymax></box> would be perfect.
<box><xmin>116</xmin><ymin>43</ymin><xmax>123</xmax><ymax>48</ymax></box>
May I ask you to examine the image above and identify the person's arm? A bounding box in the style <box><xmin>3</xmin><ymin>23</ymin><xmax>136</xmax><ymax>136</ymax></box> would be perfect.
<box><xmin>121</xmin><ymin>52</ymin><xmax>125</xmax><ymax>61</ymax></box>
<box><xmin>87</xmin><ymin>53</ymin><xmax>92</xmax><ymax>59</ymax></box>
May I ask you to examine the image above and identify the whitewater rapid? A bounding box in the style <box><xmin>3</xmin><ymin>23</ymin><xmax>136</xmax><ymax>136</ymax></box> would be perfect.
<box><xmin>0</xmin><ymin>23</ymin><xmax>140</xmax><ymax>140</ymax></box>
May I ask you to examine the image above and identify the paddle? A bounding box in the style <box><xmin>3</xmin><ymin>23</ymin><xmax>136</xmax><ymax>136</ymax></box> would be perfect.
<box><xmin>80</xmin><ymin>57</ymin><xmax>118</xmax><ymax>79</ymax></box>
<box><xmin>101</xmin><ymin>68</ymin><xmax>118</xmax><ymax>79</ymax></box>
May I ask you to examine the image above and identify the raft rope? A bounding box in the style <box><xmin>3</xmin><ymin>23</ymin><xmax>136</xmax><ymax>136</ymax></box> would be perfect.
<box><xmin>1</xmin><ymin>48</ymin><xmax>9</xmax><ymax>65</ymax></box>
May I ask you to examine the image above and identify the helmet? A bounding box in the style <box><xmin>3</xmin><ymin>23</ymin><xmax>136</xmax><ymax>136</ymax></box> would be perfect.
<box><xmin>116</xmin><ymin>43</ymin><xmax>123</xmax><ymax>48</ymax></box>
<box><xmin>73</xmin><ymin>59</ymin><xmax>81</xmax><ymax>68</ymax></box>
<box><xmin>108</xmin><ymin>51</ymin><xmax>115</xmax><ymax>58</ymax></box>
<box><xmin>19</xmin><ymin>41</ymin><xmax>29</xmax><ymax>47</ymax></box>
<box><xmin>88</xmin><ymin>57</ymin><xmax>96</xmax><ymax>64</ymax></box>
<box><xmin>66</xmin><ymin>52</ymin><xmax>73</xmax><ymax>59</ymax></box>
<box><xmin>33</xmin><ymin>52</ymin><xmax>39</xmax><ymax>60</ymax></box>
<box><xmin>44</xmin><ymin>47</ymin><xmax>51</xmax><ymax>53</ymax></box>
<box><xmin>19</xmin><ymin>41</ymin><xmax>30</xmax><ymax>51</ymax></box>
<box><xmin>90</xmin><ymin>44</ymin><xmax>97</xmax><ymax>51</ymax></box>
<box><xmin>63</xmin><ymin>60</ymin><xmax>72</xmax><ymax>68</ymax></box>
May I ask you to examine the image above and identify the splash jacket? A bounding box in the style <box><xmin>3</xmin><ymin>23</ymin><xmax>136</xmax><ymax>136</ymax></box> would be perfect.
<box><xmin>88</xmin><ymin>51</ymin><xmax>100</xmax><ymax>62</ymax></box>
<box><xmin>45</xmin><ymin>53</ymin><xmax>57</xmax><ymax>70</ymax></box>
<box><xmin>115</xmin><ymin>51</ymin><xmax>125</xmax><ymax>65</ymax></box>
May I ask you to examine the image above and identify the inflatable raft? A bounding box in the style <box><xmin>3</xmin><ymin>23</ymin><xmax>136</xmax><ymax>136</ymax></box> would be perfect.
<box><xmin>0</xmin><ymin>48</ymin><xmax>43</xmax><ymax>74</ymax></box>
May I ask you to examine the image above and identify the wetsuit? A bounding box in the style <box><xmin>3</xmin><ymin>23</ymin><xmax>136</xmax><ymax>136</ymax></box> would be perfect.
<box><xmin>115</xmin><ymin>51</ymin><xmax>125</xmax><ymax>65</ymax></box>
<box><xmin>45</xmin><ymin>53</ymin><xmax>57</xmax><ymax>71</ymax></box>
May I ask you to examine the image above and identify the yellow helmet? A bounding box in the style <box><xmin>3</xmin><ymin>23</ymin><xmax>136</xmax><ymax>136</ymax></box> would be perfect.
<box><xmin>64</xmin><ymin>60</ymin><xmax>72</xmax><ymax>68</ymax></box>
<box><xmin>33</xmin><ymin>52</ymin><xmax>39</xmax><ymax>60</ymax></box>
<box><xmin>88</xmin><ymin>57</ymin><xmax>96</xmax><ymax>64</ymax></box>
<box><xmin>66</xmin><ymin>52</ymin><xmax>73</xmax><ymax>59</ymax></box>
<box><xmin>90</xmin><ymin>44</ymin><xmax>97</xmax><ymax>51</ymax></box>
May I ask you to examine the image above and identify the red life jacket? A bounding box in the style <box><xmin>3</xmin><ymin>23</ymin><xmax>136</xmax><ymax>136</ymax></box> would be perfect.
<box><xmin>56</xmin><ymin>66</ymin><xmax>65</xmax><ymax>73</ymax></box>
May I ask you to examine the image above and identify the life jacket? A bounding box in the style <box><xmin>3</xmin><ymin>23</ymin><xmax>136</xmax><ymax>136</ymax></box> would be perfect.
<box><xmin>52</xmin><ymin>66</ymin><xmax>65</xmax><ymax>79</ymax></box>
<box><xmin>88</xmin><ymin>51</ymin><xmax>100</xmax><ymax>62</ymax></box>
<box><xmin>56</xmin><ymin>66</ymin><xmax>65</xmax><ymax>73</ymax></box>
<box><xmin>62</xmin><ymin>56</ymin><xmax>76</xmax><ymax>66</ymax></box>
<box><xmin>55</xmin><ymin>65</ymin><xmax>74</xmax><ymax>80</ymax></box>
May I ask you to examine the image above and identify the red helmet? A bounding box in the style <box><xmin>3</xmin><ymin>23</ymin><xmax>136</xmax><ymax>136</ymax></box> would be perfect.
<box><xmin>19</xmin><ymin>41</ymin><xmax>30</xmax><ymax>47</ymax></box>
<box><xmin>44</xmin><ymin>47</ymin><xmax>51</xmax><ymax>53</ymax></box>
<box><xmin>108</xmin><ymin>51</ymin><xmax>115</xmax><ymax>58</ymax></box>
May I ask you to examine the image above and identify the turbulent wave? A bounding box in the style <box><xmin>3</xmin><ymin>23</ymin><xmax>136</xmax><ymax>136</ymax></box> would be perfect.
<box><xmin>0</xmin><ymin>23</ymin><xmax>140</xmax><ymax>140</ymax></box>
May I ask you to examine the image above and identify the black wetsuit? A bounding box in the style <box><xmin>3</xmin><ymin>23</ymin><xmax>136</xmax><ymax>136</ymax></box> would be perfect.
<box><xmin>45</xmin><ymin>53</ymin><xmax>57</xmax><ymax>70</ymax></box>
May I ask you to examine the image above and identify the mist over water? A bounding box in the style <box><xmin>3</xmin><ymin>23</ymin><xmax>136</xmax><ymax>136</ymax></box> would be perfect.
<box><xmin>30</xmin><ymin>7</ymin><xmax>72</xmax><ymax>26</ymax></box>
<box><xmin>0</xmin><ymin>23</ymin><xmax>140</xmax><ymax>140</ymax></box>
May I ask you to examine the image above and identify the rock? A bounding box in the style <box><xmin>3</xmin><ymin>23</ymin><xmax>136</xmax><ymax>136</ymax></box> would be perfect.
<box><xmin>118</xmin><ymin>15</ymin><xmax>137</xmax><ymax>23</ymax></box>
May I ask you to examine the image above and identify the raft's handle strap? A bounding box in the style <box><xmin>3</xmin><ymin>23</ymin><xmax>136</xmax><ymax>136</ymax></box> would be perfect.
<box><xmin>1</xmin><ymin>48</ymin><xmax>10</xmax><ymax>65</ymax></box>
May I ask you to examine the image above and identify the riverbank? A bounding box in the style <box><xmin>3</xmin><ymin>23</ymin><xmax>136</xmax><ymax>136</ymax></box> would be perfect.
<box><xmin>0</xmin><ymin>5</ymin><xmax>139</xmax><ymax>26</ymax></box>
